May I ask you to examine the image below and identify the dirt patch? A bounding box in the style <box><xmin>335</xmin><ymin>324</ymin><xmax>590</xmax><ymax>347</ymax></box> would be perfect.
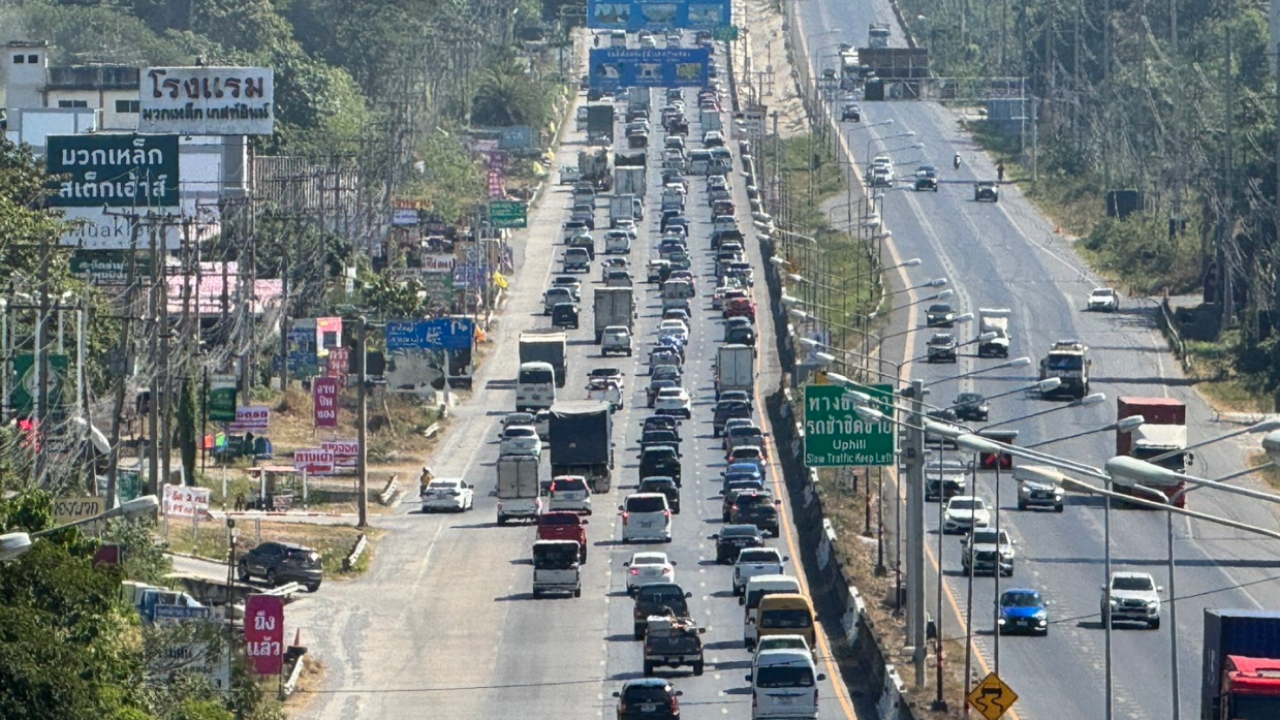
<box><xmin>732</xmin><ymin>0</ymin><xmax>807</xmax><ymax>139</ymax></box>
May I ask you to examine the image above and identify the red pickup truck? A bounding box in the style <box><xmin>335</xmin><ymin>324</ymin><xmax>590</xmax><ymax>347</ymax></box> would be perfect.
<box><xmin>537</xmin><ymin>512</ymin><xmax>589</xmax><ymax>562</ymax></box>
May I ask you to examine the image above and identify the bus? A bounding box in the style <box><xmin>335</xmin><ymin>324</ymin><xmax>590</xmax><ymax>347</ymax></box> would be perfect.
<box><xmin>516</xmin><ymin>361</ymin><xmax>557</xmax><ymax>412</ymax></box>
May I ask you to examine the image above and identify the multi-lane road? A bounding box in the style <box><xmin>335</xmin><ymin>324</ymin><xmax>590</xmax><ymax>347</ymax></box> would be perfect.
<box><xmin>790</xmin><ymin>1</ymin><xmax>1280</xmax><ymax>719</ymax></box>
<box><xmin>288</xmin><ymin>32</ymin><xmax>867</xmax><ymax>720</ymax></box>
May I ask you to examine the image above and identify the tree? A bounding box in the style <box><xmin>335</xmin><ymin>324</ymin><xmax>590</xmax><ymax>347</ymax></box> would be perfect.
<box><xmin>471</xmin><ymin>57</ymin><xmax>551</xmax><ymax>128</ymax></box>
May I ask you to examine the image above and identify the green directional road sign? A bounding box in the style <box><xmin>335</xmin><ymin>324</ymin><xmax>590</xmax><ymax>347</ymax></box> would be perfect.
<box><xmin>713</xmin><ymin>25</ymin><xmax>740</xmax><ymax>42</ymax></box>
<box><xmin>489</xmin><ymin>200</ymin><xmax>528</xmax><ymax>229</ymax></box>
<box><xmin>803</xmin><ymin>382</ymin><xmax>896</xmax><ymax>467</ymax></box>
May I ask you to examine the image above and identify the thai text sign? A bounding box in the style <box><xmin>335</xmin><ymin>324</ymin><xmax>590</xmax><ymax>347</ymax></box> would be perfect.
<box><xmin>208</xmin><ymin>374</ymin><xmax>238</xmax><ymax>423</ymax></box>
<box><xmin>589</xmin><ymin>47</ymin><xmax>711</xmax><ymax>92</ymax></box>
<box><xmin>140</xmin><ymin>66</ymin><xmax>275</xmax><ymax>136</ymax></box>
<box><xmin>228</xmin><ymin>406</ymin><xmax>270</xmax><ymax>433</ymax></box>
<box><xmin>46</xmin><ymin>134</ymin><xmax>179</xmax><ymax>208</ymax></box>
<box><xmin>385</xmin><ymin>318</ymin><xmax>474</xmax><ymax>351</ymax></box>
<box><xmin>293</xmin><ymin>448</ymin><xmax>335</xmax><ymax>475</ymax></box>
<box><xmin>161</xmin><ymin>484</ymin><xmax>211</xmax><ymax>517</ymax></box>
<box><xmin>803</xmin><ymin>383</ymin><xmax>896</xmax><ymax>467</ymax></box>
<box><xmin>588</xmin><ymin>0</ymin><xmax>732</xmax><ymax>31</ymax></box>
<box><xmin>313</xmin><ymin>377</ymin><xmax>339</xmax><ymax>427</ymax></box>
<box><xmin>54</xmin><ymin>496</ymin><xmax>105</xmax><ymax>525</ymax></box>
<box><xmin>244</xmin><ymin>595</ymin><xmax>285</xmax><ymax>674</ymax></box>
<box><xmin>322</xmin><ymin>439</ymin><xmax>359</xmax><ymax>469</ymax></box>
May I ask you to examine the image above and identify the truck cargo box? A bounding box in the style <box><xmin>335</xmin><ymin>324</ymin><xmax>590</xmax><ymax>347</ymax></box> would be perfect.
<box><xmin>1202</xmin><ymin>609</ymin><xmax>1280</xmax><ymax>720</ymax></box>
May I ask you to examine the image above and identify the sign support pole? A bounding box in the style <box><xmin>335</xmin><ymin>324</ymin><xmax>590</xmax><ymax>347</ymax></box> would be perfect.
<box><xmin>356</xmin><ymin>317</ymin><xmax>368</xmax><ymax>529</ymax></box>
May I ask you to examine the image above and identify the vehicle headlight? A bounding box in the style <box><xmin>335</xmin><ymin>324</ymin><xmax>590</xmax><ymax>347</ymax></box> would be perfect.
<box><xmin>997</xmin><ymin>617</ymin><xmax>1006</xmax><ymax>625</ymax></box>
<box><xmin>1110</xmin><ymin>599</ymin><xmax>1120</xmax><ymax>608</ymax></box>
<box><xmin>1146</xmin><ymin>600</ymin><xmax>1159</xmax><ymax>608</ymax></box>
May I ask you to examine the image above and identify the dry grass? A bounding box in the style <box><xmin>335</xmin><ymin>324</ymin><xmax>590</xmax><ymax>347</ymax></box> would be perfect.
<box><xmin>162</xmin><ymin>519</ymin><xmax>384</xmax><ymax>578</ymax></box>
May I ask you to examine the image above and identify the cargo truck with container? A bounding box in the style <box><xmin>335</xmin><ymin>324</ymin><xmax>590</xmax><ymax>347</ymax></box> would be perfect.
<box><xmin>518</xmin><ymin>331</ymin><xmax>568</xmax><ymax>388</ymax></box>
<box><xmin>615</xmin><ymin>166</ymin><xmax>647</xmax><ymax>197</ymax></box>
<box><xmin>550</xmin><ymin>401</ymin><xmax>614</xmax><ymax>493</ymax></box>
<box><xmin>577</xmin><ymin>148</ymin><xmax>613</xmax><ymax>191</ymax></box>
<box><xmin>715</xmin><ymin>345</ymin><xmax>755</xmax><ymax>400</ymax></box>
<box><xmin>609</xmin><ymin>195</ymin><xmax>643</xmax><ymax>226</ymax></box>
<box><xmin>586</xmin><ymin>104</ymin><xmax>615</xmax><ymax>145</ymax></box>
<box><xmin>627</xmin><ymin>86</ymin><xmax>652</xmax><ymax>115</ymax></box>
<box><xmin>1114</xmin><ymin>397</ymin><xmax>1190</xmax><ymax>507</ymax></box>
<box><xmin>976</xmin><ymin>308</ymin><xmax>1012</xmax><ymax>358</ymax></box>
<box><xmin>593</xmin><ymin>287</ymin><xmax>635</xmax><ymax>343</ymax></box>
<box><xmin>1201</xmin><ymin>609</ymin><xmax>1280</xmax><ymax>720</ymax></box>
<box><xmin>495</xmin><ymin>455</ymin><xmax>542</xmax><ymax>525</ymax></box>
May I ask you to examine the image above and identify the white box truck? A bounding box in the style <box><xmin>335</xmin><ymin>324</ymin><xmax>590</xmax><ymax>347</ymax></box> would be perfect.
<box><xmin>593</xmin><ymin>287</ymin><xmax>635</xmax><ymax>343</ymax></box>
<box><xmin>976</xmin><ymin>308</ymin><xmax>1012</xmax><ymax>358</ymax></box>
<box><xmin>715</xmin><ymin>344</ymin><xmax>755</xmax><ymax>398</ymax></box>
<box><xmin>615</xmin><ymin>166</ymin><xmax>647</xmax><ymax>196</ymax></box>
<box><xmin>496</xmin><ymin>455</ymin><xmax>541</xmax><ymax>525</ymax></box>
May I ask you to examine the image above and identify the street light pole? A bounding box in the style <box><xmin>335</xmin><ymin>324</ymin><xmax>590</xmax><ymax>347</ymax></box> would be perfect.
<box><xmin>907</xmin><ymin>378</ymin><xmax>927</xmax><ymax>686</ymax></box>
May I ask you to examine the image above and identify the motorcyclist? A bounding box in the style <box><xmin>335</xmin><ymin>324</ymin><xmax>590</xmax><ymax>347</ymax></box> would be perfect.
<box><xmin>953</xmin><ymin>153</ymin><xmax>962</xmax><ymax>170</ymax></box>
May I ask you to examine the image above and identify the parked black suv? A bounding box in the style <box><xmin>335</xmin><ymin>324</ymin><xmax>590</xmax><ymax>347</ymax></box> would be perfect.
<box><xmin>614</xmin><ymin>678</ymin><xmax>683</xmax><ymax>719</ymax></box>
<box><xmin>731</xmin><ymin>492</ymin><xmax>781</xmax><ymax>537</ymax></box>
<box><xmin>238</xmin><ymin>541</ymin><xmax>323</xmax><ymax>592</ymax></box>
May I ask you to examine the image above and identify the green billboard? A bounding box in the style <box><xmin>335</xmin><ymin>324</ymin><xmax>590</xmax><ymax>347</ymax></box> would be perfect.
<box><xmin>803</xmin><ymin>382</ymin><xmax>896</xmax><ymax>467</ymax></box>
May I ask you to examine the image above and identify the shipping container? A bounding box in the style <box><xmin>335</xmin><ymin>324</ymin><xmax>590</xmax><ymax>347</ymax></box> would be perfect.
<box><xmin>1202</xmin><ymin>609</ymin><xmax>1280</xmax><ymax>720</ymax></box>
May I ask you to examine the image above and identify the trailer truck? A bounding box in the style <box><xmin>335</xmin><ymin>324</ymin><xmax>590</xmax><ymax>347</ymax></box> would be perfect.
<box><xmin>976</xmin><ymin>308</ymin><xmax>1011</xmax><ymax>358</ymax></box>
<box><xmin>550</xmin><ymin>401</ymin><xmax>614</xmax><ymax>493</ymax></box>
<box><xmin>593</xmin><ymin>287</ymin><xmax>635</xmax><ymax>343</ymax></box>
<box><xmin>1202</xmin><ymin>609</ymin><xmax>1280</xmax><ymax>720</ymax></box>
<box><xmin>518</xmin><ymin>331</ymin><xmax>568</xmax><ymax>388</ymax></box>
<box><xmin>1114</xmin><ymin>396</ymin><xmax>1190</xmax><ymax>507</ymax></box>
<box><xmin>615</xmin><ymin>166</ymin><xmax>647</xmax><ymax>196</ymax></box>
<box><xmin>495</xmin><ymin>455</ymin><xmax>541</xmax><ymax>525</ymax></box>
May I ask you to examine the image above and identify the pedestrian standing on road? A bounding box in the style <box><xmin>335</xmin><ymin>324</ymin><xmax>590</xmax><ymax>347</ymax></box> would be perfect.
<box><xmin>234</xmin><ymin>493</ymin><xmax>245</xmax><ymax>512</ymax></box>
<box><xmin>997</xmin><ymin>162</ymin><xmax>1006</xmax><ymax>182</ymax></box>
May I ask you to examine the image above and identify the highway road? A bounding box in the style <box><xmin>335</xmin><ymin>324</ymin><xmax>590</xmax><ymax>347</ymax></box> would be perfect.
<box><xmin>286</xmin><ymin>33</ymin><xmax>866</xmax><ymax>720</ymax></box>
<box><xmin>790</xmin><ymin>2</ymin><xmax>1280</xmax><ymax>719</ymax></box>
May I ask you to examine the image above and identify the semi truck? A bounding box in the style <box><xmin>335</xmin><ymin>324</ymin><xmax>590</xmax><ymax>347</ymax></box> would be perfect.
<box><xmin>518</xmin><ymin>331</ymin><xmax>568</xmax><ymax>388</ymax></box>
<box><xmin>976</xmin><ymin>308</ymin><xmax>1011</xmax><ymax>358</ymax></box>
<box><xmin>1114</xmin><ymin>397</ymin><xmax>1190</xmax><ymax>506</ymax></box>
<box><xmin>495</xmin><ymin>455</ymin><xmax>541</xmax><ymax>525</ymax></box>
<box><xmin>715</xmin><ymin>344</ymin><xmax>755</xmax><ymax>399</ymax></box>
<box><xmin>1201</xmin><ymin>609</ymin><xmax>1280</xmax><ymax>720</ymax></box>
<box><xmin>550</xmin><ymin>401</ymin><xmax>614</xmax><ymax>493</ymax></box>
<box><xmin>615</xmin><ymin>166</ymin><xmax>646</xmax><ymax>196</ymax></box>
<box><xmin>1038</xmin><ymin>340</ymin><xmax>1090</xmax><ymax>398</ymax></box>
<box><xmin>593</xmin><ymin>287</ymin><xmax>635</xmax><ymax>343</ymax></box>
<box><xmin>585</xmin><ymin>104</ymin><xmax>615</xmax><ymax>145</ymax></box>
<box><xmin>577</xmin><ymin>148</ymin><xmax>613</xmax><ymax>191</ymax></box>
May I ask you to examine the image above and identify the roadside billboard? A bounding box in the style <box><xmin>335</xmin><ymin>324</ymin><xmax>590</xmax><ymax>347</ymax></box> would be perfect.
<box><xmin>46</xmin><ymin>134</ymin><xmax>180</xmax><ymax>208</ymax></box>
<box><xmin>588</xmin><ymin>47</ymin><xmax>711</xmax><ymax>92</ymax></box>
<box><xmin>140</xmin><ymin>67</ymin><xmax>275</xmax><ymax>136</ymax></box>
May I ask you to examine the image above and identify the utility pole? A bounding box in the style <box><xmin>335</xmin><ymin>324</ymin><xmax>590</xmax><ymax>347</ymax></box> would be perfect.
<box><xmin>106</xmin><ymin>219</ymin><xmax>141</xmax><ymax>509</ymax></box>
<box><xmin>906</xmin><ymin>378</ymin><xmax>927</xmax><ymax>687</ymax></box>
<box><xmin>148</xmin><ymin>222</ymin><xmax>161</xmax><ymax>496</ymax></box>
<box><xmin>356</xmin><ymin>317</ymin><xmax>369</xmax><ymax>528</ymax></box>
<box><xmin>34</xmin><ymin>245</ymin><xmax>52</xmax><ymax>487</ymax></box>
<box><xmin>1221</xmin><ymin>18</ymin><xmax>1235</xmax><ymax>324</ymax></box>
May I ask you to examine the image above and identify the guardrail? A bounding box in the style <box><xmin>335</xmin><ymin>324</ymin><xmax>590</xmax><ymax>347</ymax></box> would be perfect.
<box><xmin>1157</xmin><ymin>297</ymin><xmax>1195</xmax><ymax>373</ymax></box>
<box><xmin>343</xmin><ymin>533</ymin><xmax>368</xmax><ymax>572</ymax></box>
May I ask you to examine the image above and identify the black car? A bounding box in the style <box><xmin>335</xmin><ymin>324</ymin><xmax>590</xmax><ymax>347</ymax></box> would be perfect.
<box><xmin>642</xmin><ymin>415</ymin><xmax>680</xmax><ymax>433</ymax></box>
<box><xmin>717</xmin><ymin>389</ymin><xmax>754</xmax><ymax>411</ymax></box>
<box><xmin>724</xmin><ymin>319</ymin><xmax>756</xmax><ymax>346</ymax></box>
<box><xmin>953</xmin><ymin>392</ymin><xmax>990</xmax><ymax>422</ymax></box>
<box><xmin>710</xmin><ymin>524</ymin><xmax>766</xmax><ymax>563</ymax></box>
<box><xmin>237</xmin><ymin>541</ymin><xmax>323</xmax><ymax>592</ymax></box>
<box><xmin>712</xmin><ymin>400</ymin><xmax>753</xmax><ymax>437</ymax></box>
<box><xmin>841</xmin><ymin>103</ymin><xmax>861</xmax><ymax>122</ymax></box>
<box><xmin>639</xmin><ymin>476</ymin><xmax>681</xmax><ymax>513</ymax></box>
<box><xmin>731</xmin><ymin>492</ymin><xmax>780</xmax><ymax>537</ymax></box>
<box><xmin>925</xmin><ymin>302</ymin><xmax>955</xmax><ymax>327</ymax></box>
<box><xmin>926</xmin><ymin>474</ymin><xmax>967</xmax><ymax>502</ymax></box>
<box><xmin>640</xmin><ymin>428</ymin><xmax>682</xmax><ymax>451</ymax></box>
<box><xmin>551</xmin><ymin>302</ymin><xmax>579</xmax><ymax>330</ymax></box>
<box><xmin>633</xmin><ymin>583</ymin><xmax>693</xmax><ymax>639</ymax></box>
<box><xmin>640</xmin><ymin>446</ymin><xmax>682</xmax><ymax>485</ymax></box>
<box><xmin>975</xmin><ymin>181</ymin><xmax>1000</xmax><ymax>202</ymax></box>
<box><xmin>914</xmin><ymin>165</ymin><xmax>939</xmax><ymax>191</ymax></box>
<box><xmin>927</xmin><ymin>333</ymin><xmax>959</xmax><ymax>363</ymax></box>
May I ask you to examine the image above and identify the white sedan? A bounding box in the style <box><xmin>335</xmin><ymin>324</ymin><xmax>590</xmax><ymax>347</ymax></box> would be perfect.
<box><xmin>1087</xmin><ymin>287</ymin><xmax>1120</xmax><ymax>312</ymax></box>
<box><xmin>500</xmin><ymin>425</ymin><xmax>543</xmax><ymax>457</ymax></box>
<box><xmin>624</xmin><ymin>551</ymin><xmax>677</xmax><ymax>594</ymax></box>
<box><xmin>653</xmin><ymin>387</ymin><xmax>692</xmax><ymax>418</ymax></box>
<box><xmin>421</xmin><ymin>478</ymin><xmax>475</xmax><ymax>512</ymax></box>
<box><xmin>943</xmin><ymin>496</ymin><xmax>992</xmax><ymax>534</ymax></box>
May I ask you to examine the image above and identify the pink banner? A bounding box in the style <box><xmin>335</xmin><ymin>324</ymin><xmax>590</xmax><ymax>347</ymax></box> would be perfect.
<box><xmin>245</xmin><ymin>595</ymin><xmax>285</xmax><ymax>674</ymax></box>
<box><xmin>313</xmin><ymin>377</ymin><xmax>338</xmax><ymax>427</ymax></box>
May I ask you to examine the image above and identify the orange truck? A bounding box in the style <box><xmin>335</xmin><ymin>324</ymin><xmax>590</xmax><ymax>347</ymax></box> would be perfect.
<box><xmin>1114</xmin><ymin>397</ymin><xmax>1190</xmax><ymax>507</ymax></box>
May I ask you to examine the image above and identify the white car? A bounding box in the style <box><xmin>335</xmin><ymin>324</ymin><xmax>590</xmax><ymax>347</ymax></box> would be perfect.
<box><xmin>604</xmin><ymin>232</ymin><xmax>632</xmax><ymax>254</ymax></box>
<box><xmin>653</xmin><ymin>387</ymin><xmax>692</xmax><ymax>418</ymax></box>
<box><xmin>499</xmin><ymin>425</ymin><xmax>543</xmax><ymax>457</ymax></box>
<box><xmin>943</xmin><ymin>495</ymin><xmax>992</xmax><ymax>534</ymax></box>
<box><xmin>732</xmin><ymin>547</ymin><xmax>788</xmax><ymax>595</ymax></box>
<box><xmin>658</xmin><ymin>320</ymin><xmax>690</xmax><ymax>344</ymax></box>
<box><xmin>753</xmin><ymin>634</ymin><xmax>812</xmax><ymax>672</ymax></box>
<box><xmin>623</xmin><ymin>550</ymin><xmax>676</xmax><ymax>594</ymax></box>
<box><xmin>548</xmin><ymin>475</ymin><xmax>592</xmax><ymax>514</ymax></box>
<box><xmin>620</xmin><ymin>493</ymin><xmax>673</xmax><ymax>543</ymax></box>
<box><xmin>1102</xmin><ymin>571</ymin><xmax>1162</xmax><ymax>628</ymax></box>
<box><xmin>421</xmin><ymin>478</ymin><xmax>475</xmax><ymax>512</ymax></box>
<box><xmin>601</xmin><ymin>326</ymin><xmax>633</xmax><ymax>357</ymax></box>
<box><xmin>1087</xmin><ymin>287</ymin><xmax>1120</xmax><ymax>312</ymax></box>
<box><xmin>702</xmin><ymin>130</ymin><xmax>725</xmax><ymax>147</ymax></box>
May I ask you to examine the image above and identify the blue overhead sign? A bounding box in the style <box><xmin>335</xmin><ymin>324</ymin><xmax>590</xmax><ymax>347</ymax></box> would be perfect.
<box><xmin>588</xmin><ymin>0</ymin><xmax>732</xmax><ymax>32</ymax></box>
<box><xmin>589</xmin><ymin>47</ymin><xmax>711</xmax><ymax>92</ymax></box>
<box><xmin>386</xmin><ymin>318</ymin><xmax>474</xmax><ymax>352</ymax></box>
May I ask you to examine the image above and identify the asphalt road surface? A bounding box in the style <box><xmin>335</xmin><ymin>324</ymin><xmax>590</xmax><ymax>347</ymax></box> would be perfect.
<box><xmin>286</xmin><ymin>35</ymin><xmax>867</xmax><ymax>720</ymax></box>
<box><xmin>791</xmin><ymin>2</ymin><xmax>1280</xmax><ymax>719</ymax></box>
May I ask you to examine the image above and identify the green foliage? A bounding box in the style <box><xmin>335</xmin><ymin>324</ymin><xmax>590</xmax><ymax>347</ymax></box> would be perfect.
<box><xmin>1080</xmin><ymin>215</ymin><xmax>1202</xmax><ymax>294</ymax></box>
<box><xmin>0</xmin><ymin>489</ymin><xmax>55</xmax><ymax>534</ymax></box>
<box><xmin>471</xmin><ymin>57</ymin><xmax>555</xmax><ymax>129</ymax></box>
<box><xmin>401</xmin><ymin>132</ymin><xmax>485</xmax><ymax>223</ymax></box>
<box><xmin>355</xmin><ymin>270</ymin><xmax>431</xmax><ymax>319</ymax></box>
<box><xmin>177</xmin><ymin>377</ymin><xmax>198</xmax><ymax>484</ymax></box>
<box><xmin>100</xmin><ymin>519</ymin><xmax>173</xmax><ymax>586</ymax></box>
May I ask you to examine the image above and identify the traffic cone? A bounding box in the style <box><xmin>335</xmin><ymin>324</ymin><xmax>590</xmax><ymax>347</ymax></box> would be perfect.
<box><xmin>292</xmin><ymin>628</ymin><xmax>302</xmax><ymax>647</ymax></box>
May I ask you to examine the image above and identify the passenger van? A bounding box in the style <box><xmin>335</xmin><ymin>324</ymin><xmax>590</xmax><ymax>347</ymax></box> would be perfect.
<box><xmin>747</xmin><ymin>648</ymin><xmax>825</xmax><ymax>719</ymax></box>
<box><xmin>688</xmin><ymin>150</ymin><xmax>712</xmax><ymax>174</ymax></box>
<box><xmin>516</xmin><ymin>361</ymin><xmax>556</xmax><ymax>412</ymax></box>
<box><xmin>754</xmin><ymin>592</ymin><xmax>816</xmax><ymax>649</ymax></box>
<box><xmin>741</xmin><ymin>575</ymin><xmax>802</xmax><ymax>650</ymax></box>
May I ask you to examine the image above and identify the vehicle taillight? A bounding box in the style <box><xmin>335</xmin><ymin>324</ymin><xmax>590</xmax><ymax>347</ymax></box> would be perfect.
<box><xmin>670</xmin><ymin>696</ymin><xmax>679</xmax><ymax>713</ymax></box>
<box><xmin>630</xmin><ymin>568</ymin><xmax>640</xmax><ymax>576</ymax></box>
<box><xmin>622</xmin><ymin>512</ymin><xmax>630</xmax><ymax>525</ymax></box>
<box><xmin>662</xmin><ymin>567</ymin><xmax>671</xmax><ymax>574</ymax></box>
<box><xmin>663</xmin><ymin>510</ymin><xmax>671</xmax><ymax>519</ymax></box>
<box><xmin>752</xmin><ymin>692</ymin><xmax>757</xmax><ymax>710</ymax></box>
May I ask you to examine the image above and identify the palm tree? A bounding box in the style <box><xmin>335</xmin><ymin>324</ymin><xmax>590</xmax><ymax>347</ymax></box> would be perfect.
<box><xmin>471</xmin><ymin>59</ymin><xmax>547</xmax><ymax>127</ymax></box>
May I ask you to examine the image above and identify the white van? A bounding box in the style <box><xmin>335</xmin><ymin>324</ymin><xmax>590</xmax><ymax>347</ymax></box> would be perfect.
<box><xmin>741</xmin><ymin>574</ymin><xmax>802</xmax><ymax>650</ymax></box>
<box><xmin>747</xmin><ymin>648</ymin><xmax>826</xmax><ymax>719</ymax></box>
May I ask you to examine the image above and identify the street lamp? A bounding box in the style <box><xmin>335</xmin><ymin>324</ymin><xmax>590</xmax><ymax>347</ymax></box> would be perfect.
<box><xmin>981</xmin><ymin>392</ymin><xmax>1108</xmax><ymax>429</ymax></box>
<box><xmin>906</xmin><ymin>332</ymin><xmax>999</xmax><ymax>364</ymax></box>
<box><xmin>0</xmin><ymin>494</ymin><xmax>160</xmax><ymax>562</ymax></box>
<box><xmin>866</xmin><ymin>131</ymin><xmax>917</xmax><ymax>169</ymax></box>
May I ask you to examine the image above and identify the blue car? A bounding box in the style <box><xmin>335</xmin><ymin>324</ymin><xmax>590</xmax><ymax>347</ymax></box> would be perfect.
<box><xmin>998</xmin><ymin>589</ymin><xmax>1049</xmax><ymax>636</ymax></box>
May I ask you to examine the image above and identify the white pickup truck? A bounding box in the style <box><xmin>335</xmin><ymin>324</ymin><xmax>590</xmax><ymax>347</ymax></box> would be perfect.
<box><xmin>732</xmin><ymin>547</ymin><xmax>788</xmax><ymax>596</ymax></box>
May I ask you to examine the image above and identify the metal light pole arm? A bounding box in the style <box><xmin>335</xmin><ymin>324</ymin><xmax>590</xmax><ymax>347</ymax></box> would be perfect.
<box><xmin>983</xmin><ymin>393</ymin><xmax>1106</xmax><ymax>430</ymax></box>
<box><xmin>1146</xmin><ymin>418</ymin><xmax>1280</xmax><ymax>464</ymax></box>
<box><xmin>921</xmin><ymin>356</ymin><xmax>1031</xmax><ymax>388</ymax></box>
<box><xmin>955</xmin><ymin>433</ymin><xmax>1110</xmax><ymax>480</ymax></box>
<box><xmin>1062</xmin><ymin>478</ymin><xmax>1280</xmax><ymax>541</ymax></box>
